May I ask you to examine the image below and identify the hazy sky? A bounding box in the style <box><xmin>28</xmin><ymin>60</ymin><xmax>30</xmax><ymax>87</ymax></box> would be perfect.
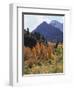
<box><xmin>24</xmin><ymin>15</ymin><xmax>64</xmax><ymax>32</ymax></box>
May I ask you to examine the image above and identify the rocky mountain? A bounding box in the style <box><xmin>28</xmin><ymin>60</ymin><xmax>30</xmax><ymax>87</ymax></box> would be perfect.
<box><xmin>32</xmin><ymin>21</ymin><xmax>63</xmax><ymax>43</ymax></box>
<box><xmin>50</xmin><ymin>20</ymin><xmax>63</xmax><ymax>32</ymax></box>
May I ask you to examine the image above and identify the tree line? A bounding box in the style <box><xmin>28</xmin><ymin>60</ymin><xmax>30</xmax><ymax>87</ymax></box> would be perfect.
<box><xmin>24</xmin><ymin>28</ymin><xmax>47</xmax><ymax>48</ymax></box>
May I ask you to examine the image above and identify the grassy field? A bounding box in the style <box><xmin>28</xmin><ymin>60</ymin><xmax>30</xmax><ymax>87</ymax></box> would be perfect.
<box><xmin>24</xmin><ymin>42</ymin><xmax>63</xmax><ymax>74</ymax></box>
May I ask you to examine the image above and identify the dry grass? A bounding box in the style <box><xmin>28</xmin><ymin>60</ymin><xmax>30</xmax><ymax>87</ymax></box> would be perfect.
<box><xmin>24</xmin><ymin>42</ymin><xmax>63</xmax><ymax>74</ymax></box>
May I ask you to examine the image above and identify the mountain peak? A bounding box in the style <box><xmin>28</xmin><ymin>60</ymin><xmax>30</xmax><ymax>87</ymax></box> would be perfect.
<box><xmin>50</xmin><ymin>20</ymin><xmax>63</xmax><ymax>32</ymax></box>
<box><xmin>35</xmin><ymin>21</ymin><xmax>49</xmax><ymax>30</ymax></box>
<box><xmin>40</xmin><ymin>21</ymin><xmax>48</xmax><ymax>25</ymax></box>
<box><xmin>50</xmin><ymin>20</ymin><xmax>62</xmax><ymax>25</ymax></box>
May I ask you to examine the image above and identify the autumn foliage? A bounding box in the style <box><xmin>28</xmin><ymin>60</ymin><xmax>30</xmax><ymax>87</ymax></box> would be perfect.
<box><xmin>24</xmin><ymin>42</ymin><xmax>63</xmax><ymax>74</ymax></box>
<box><xmin>24</xmin><ymin>28</ymin><xmax>63</xmax><ymax>74</ymax></box>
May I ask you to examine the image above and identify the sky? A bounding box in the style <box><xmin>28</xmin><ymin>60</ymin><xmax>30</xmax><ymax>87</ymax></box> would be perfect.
<box><xmin>24</xmin><ymin>15</ymin><xmax>64</xmax><ymax>32</ymax></box>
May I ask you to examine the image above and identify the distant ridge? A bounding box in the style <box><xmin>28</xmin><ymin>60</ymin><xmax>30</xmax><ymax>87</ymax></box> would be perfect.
<box><xmin>50</xmin><ymin>20</ymin><xmax>63</xmax><ymax>32</ymax></box>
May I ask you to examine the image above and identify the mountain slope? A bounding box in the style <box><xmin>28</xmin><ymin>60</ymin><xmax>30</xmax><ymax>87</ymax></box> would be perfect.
<box><xmin>50</xmin><ymin>20</ymin><xmax>63</xmax><ymax>32</ymax></box>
